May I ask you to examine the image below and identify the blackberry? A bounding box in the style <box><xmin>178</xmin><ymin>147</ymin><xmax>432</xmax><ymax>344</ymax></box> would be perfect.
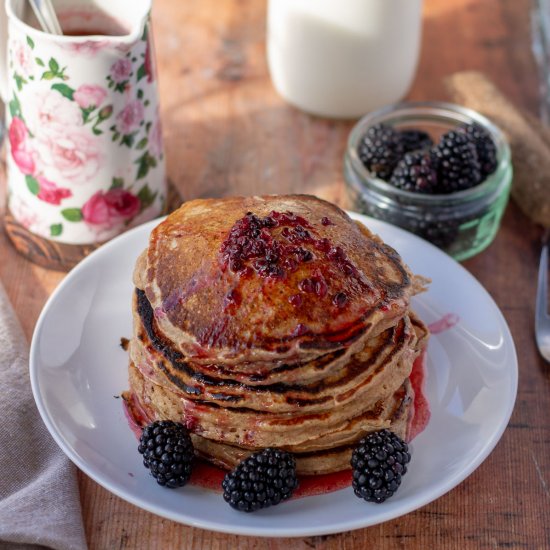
<box><xmin>222</xmin><ymin>448</ymin><xmax>298</xmax><ymax>512</ymax></box>
<box><xmin>459</xmin><ymin>123</ymin><xmax>497</xmax><ymax>179</ymax></box>
<box><xmin>351</xmin><ymin>429</ymin><xmax>411</xmax><ymax>503</ymax></box>
<box><xmin>433</xmin><ymin>130</ymin><xmax>482</xmax><ymax>192</ymax></box>
<box><xmin>389</xmin><ymin>150</ymin><xmax>438</xmax><ymax>193</ymax></box>
<box><xmin>397</xmin><ymin>129</ymin><xmax>433</xmax><ymax>153</ymax></box>
<box><xmin>138</xmin><ymin>420</ymin><xmax>194</xmax><ymax>488</ymax></box>
<box><xmin>416</xmin><ymin>219</ymin><xmax>461</xmax><ymax>249</ymax></box>
<box><xmin>358</xmin><ymin>123</ymin><xmax>403</xmax><ymax>180</ymax></box>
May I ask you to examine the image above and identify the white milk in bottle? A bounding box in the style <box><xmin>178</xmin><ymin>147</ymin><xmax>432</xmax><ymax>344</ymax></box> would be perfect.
<box><xmin>267</xmin><ymin>0</ymin><xmax>424</xmax><ymax>118</ymax></box>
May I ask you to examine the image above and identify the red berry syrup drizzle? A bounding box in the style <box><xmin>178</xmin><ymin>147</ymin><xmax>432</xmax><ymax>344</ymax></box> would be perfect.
<box><xmin>218</xmin><ymin>211</ymin><xmax>367</xmax><ymax>318</ymax></box>
<box><xmin>428</xmin><ymin>313</ymin><xmax>459</xmax><ymax>334</ymax></box>
<box><xmin>407</xmin><ymin>349</ymin><xmax>430</xmax><ymax>442</ymax></box>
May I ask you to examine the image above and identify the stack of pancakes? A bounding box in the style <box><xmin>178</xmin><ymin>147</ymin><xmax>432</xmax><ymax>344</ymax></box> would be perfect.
<box><xmin>123</xmin><ymin>195</ymin><xmax>429</xmax><ymax>475</ymax></box>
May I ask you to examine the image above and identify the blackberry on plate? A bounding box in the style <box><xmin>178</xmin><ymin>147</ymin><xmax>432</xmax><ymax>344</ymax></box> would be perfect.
<box><xmin>389</xmin><ymin>150</ymin><xmax>438</xmax><ymax>193</ymax></box>
<box><xmin>351</xmin><ymin>429</ymin><xmax>411</xmax><ymax>504</ymax></box>
<box><xmin>397</xmin><ymin>128</ymin><xmax>434</xmax><ymax>153</ymax></box>
<box><xmin>459</xmin><ymin>122</ymin><xmax>498</xmax><ymax>179</ymax></box>
<box><xmin>222</xmin><ymin>448</ymin><xmax>298</xmax><ymax>512</ymax></box>
<box><xmin>358</xmin><ymin>123</ymin><xmax>403</xmax><ymax>180</ymax></box>
<box><xmin>433</xmin><ymin>129</ymin><xmax>482</xmax><ymax>193</ymax></box>
<box><xmin>138</xmin><ymin>420</ymin><xmax>194</xmax><ymax>488</ymax></box>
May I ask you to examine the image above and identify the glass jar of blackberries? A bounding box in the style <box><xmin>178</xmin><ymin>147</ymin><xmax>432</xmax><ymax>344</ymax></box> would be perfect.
<box><xmin>344</xmin><ymin>101</ymin><xmax>512</xmax><ymax>261</ymax></box>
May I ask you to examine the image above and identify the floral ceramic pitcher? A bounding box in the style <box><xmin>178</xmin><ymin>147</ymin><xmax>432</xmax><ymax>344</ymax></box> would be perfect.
<box><xmin>1</xmin><ymin>0</ymin><xmax>166</xmax><ymax>245</ymax></box>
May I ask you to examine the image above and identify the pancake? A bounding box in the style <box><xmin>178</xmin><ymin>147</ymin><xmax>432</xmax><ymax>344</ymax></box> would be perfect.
<box><xmin>124</xmin><ymin>372</ymin><xmax>413</xmax><ymax>475</ymax></box>
<box><xmin>190</xmin><ymin>380</ymin><xmax>412</xmax><ymax>475</ymax></box>
<box><xmin>126</xmin><ymin>359</ymin><xmax>415</xmax><ymax>448</ymax></box>
<box><xmin>125</xmin><ymin>315</ymin><xmax>427</xmax><ymax>452</ymax></box>
<box><xmin>124</xmin><ymin>194</ymin><xmax>430</xmax><ymax>475</ymax></box>
<box><xmin>130</xmin><ymin>288</ymin><xmax>419</xmax><ymax>413</ymax></box>
<box><xmin>135</xmin><ymin>195</ymin><xmax>420</xmax><ymax>364</ymax></box>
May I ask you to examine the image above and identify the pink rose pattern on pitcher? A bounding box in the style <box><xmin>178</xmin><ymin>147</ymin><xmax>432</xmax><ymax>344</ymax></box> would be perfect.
<box><xmin>6</xmin><ymin>25</ymin><xmax>165</xmax><ymax>244</ymax></box>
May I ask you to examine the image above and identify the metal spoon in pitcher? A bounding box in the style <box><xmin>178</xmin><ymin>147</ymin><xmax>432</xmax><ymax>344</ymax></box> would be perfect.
<box><xmin>29</xmin><ymin>0</ymin><xmax>63</xmax><ymax>35</ymax></box>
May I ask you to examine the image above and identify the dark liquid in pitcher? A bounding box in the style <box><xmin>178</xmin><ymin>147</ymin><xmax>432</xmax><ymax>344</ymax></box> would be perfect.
<box><xmin>25</xmin><ymin>5</ymin><xmax>129</xmax><ymax>36</ymax></box>
<box><xmin>62</xmin><ymin>27</ymin><xmax>124</xmax><ymax>36</ymax></box>
<box><xmin>58</xmin><ymin>8</ymin><xmax>129</xmax><ymax>36</ymax></box>
<box><xmin>60</xmin><ymin>16</ymin><xmax>129</xmax><ymax>36</ymax></box>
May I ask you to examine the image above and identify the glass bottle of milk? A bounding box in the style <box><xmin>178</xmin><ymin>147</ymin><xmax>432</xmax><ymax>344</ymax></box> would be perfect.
<box><xmin>267</xmin><ymin>0</ymin><xmax>424</xmax><ymax>119</ymax></box>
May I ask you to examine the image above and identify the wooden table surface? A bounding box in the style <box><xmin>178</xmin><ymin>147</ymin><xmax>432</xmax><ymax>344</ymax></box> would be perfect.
<box><xmin>1</xmin><ymin>0</ymin><xmax>549</xmax><ymax>548</ymax></box>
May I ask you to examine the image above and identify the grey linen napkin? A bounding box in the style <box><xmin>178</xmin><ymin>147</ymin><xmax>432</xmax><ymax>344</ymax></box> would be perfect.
<box><xmin>0</xmin><ymin>283</ymin><xmax>87</xmax><ymax>550</ymax></box>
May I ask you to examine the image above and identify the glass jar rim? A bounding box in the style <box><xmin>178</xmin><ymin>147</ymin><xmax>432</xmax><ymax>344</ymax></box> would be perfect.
<box><xmin>346</xmin><ymin>101</ymin><xmax>512</xmax><ymax>206</ymax></box>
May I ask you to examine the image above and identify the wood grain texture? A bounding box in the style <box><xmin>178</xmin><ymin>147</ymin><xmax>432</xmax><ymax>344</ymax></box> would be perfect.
<box><xmin>4</xmin><ymin>208</ymin><xmax>100</xmax><ymax>271</ymax></box>
<box><xmin>1</xmin><ymin>0</ymin><xmax>549</xmax><ymax>548</ymax></box>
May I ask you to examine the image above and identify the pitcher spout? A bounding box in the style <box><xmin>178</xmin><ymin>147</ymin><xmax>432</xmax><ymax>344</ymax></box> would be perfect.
<box><xmin>56</xmin><ymin>0</ymin><xmax>153</xmax><ymax>45</ymax></box>
<box><xmin>5</xmin><ymin>0</ymin><xmax>152</xmax><ymax>45</ymax></box>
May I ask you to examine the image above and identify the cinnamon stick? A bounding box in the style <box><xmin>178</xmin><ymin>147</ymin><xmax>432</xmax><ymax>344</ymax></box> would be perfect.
<box><xmin>445</xmin><ymin>71</ymin><xmax>550</xmax><ymax>227</ymax></box>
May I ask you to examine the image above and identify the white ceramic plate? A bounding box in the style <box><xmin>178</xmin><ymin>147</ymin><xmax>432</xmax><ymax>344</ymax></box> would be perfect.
<box><xmin>30</xmin><ymin>213</ymin><xmax>517</xmax><ymax>537</ymax></box>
